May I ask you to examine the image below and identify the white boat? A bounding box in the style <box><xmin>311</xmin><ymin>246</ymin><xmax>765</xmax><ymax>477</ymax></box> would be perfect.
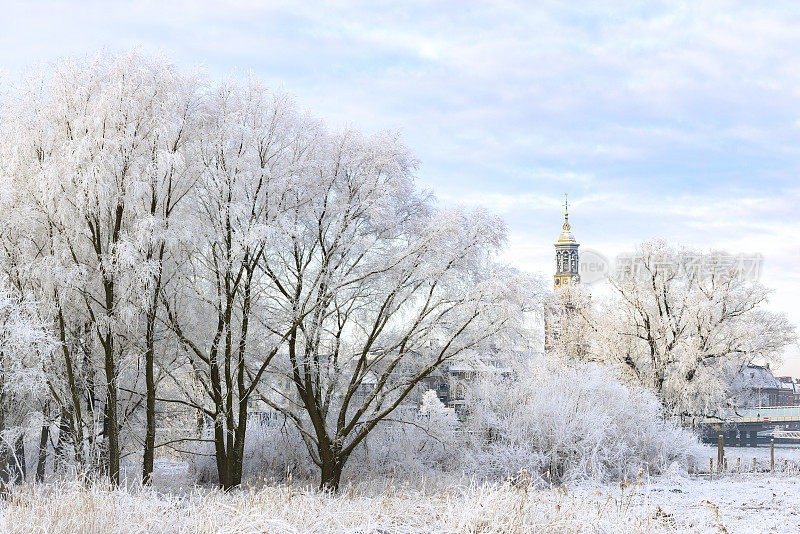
<box><xmin>760</xmin><ymin>429</ymin><xmax>800</xmax><ymax>441</ymax></box>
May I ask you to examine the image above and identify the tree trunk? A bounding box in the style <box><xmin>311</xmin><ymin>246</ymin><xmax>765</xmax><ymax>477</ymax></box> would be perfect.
<box><xmin>212</xmin><ymin>419</ymin><xmax>247</xmax><ymax>490</ymax></box>
<box><xmin>230</xmin><ymin>414</ymin><xmax>247</xmax><ymax>488</ymax></box>
<box><xmin>99</xmin><ymin>401</ymin><xmax>110</xmax><ymax>478</ymax></box>
<box><xmin>319</xmin><ymin>453</ymin><xmax>346</xmax><ymax>492</ymax></box>
<box><xmin>0</xmin><ymin>414</ymin><xmax>8</xmax><ymax>484</ymax></box>
<box><xmin>82</xmin><ymin>324</ymin><xmax>96</xmax><ymax>455</ymax></box>
<box><xmin>57</xmin><ymin>306</ymin><xmax>85</xmax><ymax>467</ymax></box>
<box><xmin>142</xmin><ymin>319</ymin><xmax>157</xmax><ymax>485</ymax></box>
<box><xmin>142</xmin><ymin>363</ymin><xmax>156</xmax><ymax>484</ymax></box>
<box><xmin>53</xmin><ymin>409</ymin><xmax>71</xmax><ymax>470</ymax></box>
<box><xmin>36</xmin><ymin>421</ymin><xmax>49</xmax><ymax>482</ymax></box>
<box><xmin>318</xmin><ymin>434</ymin><xmax>348</xmax><ymax>491</ymax></box>
<box><xmin>0</xmin><ymin>389</ymin><xmax>7</xmax><ymax>484</ymax></box>
<box><xmin>213</xmin><ymin>418</ymin><xmax>231</xmax><ymax>489</ymax></box>
<box><xmin>98</xmin><ymin>203</ymin><xmax>124</xmax><ymax>486</ymax></box>
<box><xmin>0</xmin><ymin>444</ymin><xmax>8</xmax><ymax>485</ymax></box>
<box><xmin>142</xmin><ymin>262</ymin><xmax>164</xmax><ymax>485</ymax></box>
<box><xmin>102</xmin><ymin>334</ymin><xmax>120</xmax><ymax>485</ymax></box>
<box><xmin>10</xmin><ymin>433</ymin><xmax>26</xmax><ymax>483</ymax></box>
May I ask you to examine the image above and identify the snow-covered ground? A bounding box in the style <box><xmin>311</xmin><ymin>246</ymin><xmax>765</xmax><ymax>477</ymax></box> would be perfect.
<box><xmin>2</xmin><ymin>467</ymin><xmax>799</xmax><ymax>533</ymax></box>
<box><xmin>629</xmin><ymin>473</ymin><xmax>800</xmax><ymax>532</ymax></box>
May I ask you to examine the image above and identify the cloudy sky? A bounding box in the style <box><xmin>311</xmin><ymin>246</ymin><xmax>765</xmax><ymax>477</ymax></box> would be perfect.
<box><xmin>2</xmin><ymin>1</ymin><xmax>799</xmax><ymax>372</ymax></box>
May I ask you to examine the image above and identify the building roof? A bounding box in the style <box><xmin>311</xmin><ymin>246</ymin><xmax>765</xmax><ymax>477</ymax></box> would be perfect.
<box><xmin>739</xmin><ymin>364</ymin><xmax>780</xmax><ymax>389</ymax></box>
<box><xmin>556</xmin><ymin>194</ymin><xmax>577</xmax><ymax>243</ymax></box>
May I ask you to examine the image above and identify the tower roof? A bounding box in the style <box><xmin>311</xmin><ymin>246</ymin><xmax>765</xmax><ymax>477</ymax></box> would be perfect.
<box><xmin>557</xmin><ymin>193</ymin><xmax>576</xmax><ymax>243</ymax></box>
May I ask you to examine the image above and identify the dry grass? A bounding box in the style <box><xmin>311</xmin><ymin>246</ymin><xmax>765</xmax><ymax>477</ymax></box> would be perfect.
<box><xmin>0</xmin><ymin>477</ymin><xmax>676</xmax><ymax>533</ymax></box>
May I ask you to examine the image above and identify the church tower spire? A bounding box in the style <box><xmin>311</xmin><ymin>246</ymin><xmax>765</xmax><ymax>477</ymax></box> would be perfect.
<box><xmin>554</xmin><ymin>193</ymin><xmax>580</xmax><ymax>290</ymax></box>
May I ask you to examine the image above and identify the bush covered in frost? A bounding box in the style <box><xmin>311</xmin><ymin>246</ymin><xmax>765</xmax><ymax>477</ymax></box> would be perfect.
<box><xmin>461</xmin><ymin>356</ymin><xmax>702</xmax><ymax>484</ymax></box>
<box><xmin>343</xmin><ymin>390</ymin><xmax>461</xmax><ymax>482</ymax></box>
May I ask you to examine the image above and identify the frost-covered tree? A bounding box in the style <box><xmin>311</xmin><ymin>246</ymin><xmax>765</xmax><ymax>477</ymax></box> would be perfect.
<box><xmin>593</xmin><ymin>239</ymin><xmax>796</xmax><ymax>418</ymax></box>
<box><xmin>0</xmin><ymin>278</ymin><xmax>53</xmax><ymax>484</ymax></box>
<box><xmin>253</xmin><ymin>127</ymin><xmax>540</xmax><ymax>489</ymax></box>
<box><xmin>0</xmin><ymin>53</ymin><xmax>198</xmax><ymax>483</ymax></box>
<box><xmin>126</xmin><ymin>67</ymin><xmax>201</xmax><ymax>485</ymax></box>
<box><xmin>161</xmin><ymin>80</ymin><xmax>322</xmax><ymax>489</ymax></box>
<box><xmin>0</xmin><ymin>191</ymin><xmax>90</xmax><ymax>477</ymax></box>
<box><xmin>546</xmin><ymin>283</ymin><xmax>593</xmax><ymax>360</ymax></box>
<box><xmin>0</xmin><ymin>51</ymin><xmax>543</xmax><ymax>490</ymax></box>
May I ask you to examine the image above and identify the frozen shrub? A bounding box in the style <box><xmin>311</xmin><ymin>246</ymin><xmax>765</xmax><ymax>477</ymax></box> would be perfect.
<box><xmin>344</xmin><ymin>391</ymin><xmax>461</xmax><ymax>481</ymax></box>
<box><xmin>461</xmin><ymin>356</ymin><xmax>701</xmax><ymax>484</ymax></box>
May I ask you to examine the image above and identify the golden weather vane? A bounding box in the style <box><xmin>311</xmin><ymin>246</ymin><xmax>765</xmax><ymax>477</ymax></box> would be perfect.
<box><xmin>564</xmin><ymin>192</ymin><xmax>568</xmax><ymax>216</ymax></box>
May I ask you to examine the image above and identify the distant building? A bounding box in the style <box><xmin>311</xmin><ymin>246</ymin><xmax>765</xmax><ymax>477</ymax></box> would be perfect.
<box><xmin>545</xmin><ymin>194</ymin><xmax>580</xmax><ymax>351</ymax></box>
<box><xmin>732</xmin><ymin>365</ymin><xmax>778</xmax><ymax>408</ymax></box>
<box><xmin>732</xmin><ymin>365</ymin><xmax>800</xmax><ymax>408</ymax></box>
<box><xmin>777</xmin><ymin>376</ymin><xmax>798</xmax><ymax>406</ymax></box>
<box><xmin>552</xmin><ymin>194</ymin><xmax>580</xmax><ymax>291</ymax></box>
<box><xmin>420</xmin><ymin>353</ymin><xmax>513</xmax><ymax>419</ymax></box>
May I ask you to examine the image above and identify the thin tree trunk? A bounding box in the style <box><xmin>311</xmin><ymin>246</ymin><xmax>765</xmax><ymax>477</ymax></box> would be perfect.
<box><xmin>209</xmin><ymin>307</ymin><xmax>231</xmax><ymax>489</ymax></box>
<box><xmin>142</xmin><ymin>256</ymin><xmax>164</xmax><ymax>485</ymax></box>
<box><xmin>82</xmin><ymin>323</ymin><xmax>97</xmax><ymax>437</ymax></box>
<box><xmin>57</xmin><ymin>305</ymin><xmax>85</xmax><ymax>467</ymax></box>
<box><xmin>11</xmin><ymin>433</ymin><xmax>26</xmax><ymax>483</ymax></box>
<box><xmin>100</xmin><ymin>258</ymin><xmax>121</xmax><ymax>485</ymax></box>
<box><xmin>100</xmin><ymin>400</ymin><xmax>110</xmax><ymax>477</ymax></box>
<box><xmin>0</xmin><ymin>398</ymin><xmax>8</xmax><ymax>484</ymax></box>
<box><xmin>0</xmin><ymin>444</ymin><xmax>8</xmax><ymax>485</ymax></box>
<box><xmin>213</xmin><ymin>418</ymin><xmax>231</xmax><ymax>489</ymax></box>
<box><xmin>230</xmin><ymin>413</ymin><xmax>247</xmax><ymax>487</ymax></box>
<box><xmin>53</xmin><ymin>409</ymin><xmax>72</xmax><ymax>470</ymax></box>
<box><xmin>102</xmin><ymin>337</ymin><xmax>120</xmax><ymax>484</ymax></box>
<box><xmin>142</xmin><ymin>341</ymin><xmax>156</xmax><ymax>484</ymax></box>
<box><xmin>93</xmin><ymin>203</ymin><xmax>124</xmax><ymax>486</ymax></box>
<box><xmin>36</xmin><ymin>421</ymin><xmax>49</xmax><ymax>482</ymax></box>
<box><xmin>228</xmin><ymin>267</ymin><xmax>254</xmax><ymax>488</ymax></box>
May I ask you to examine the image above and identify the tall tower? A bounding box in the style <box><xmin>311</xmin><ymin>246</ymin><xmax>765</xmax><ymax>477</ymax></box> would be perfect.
<box><xmin>545</xmin><ymin>194</ymin><xmax>580</xmax><ymax>352</ymax></box>
<box><xmin>553</xmin><ymin>193</ymin><xmax>579</xmax><ymax>290</ymax></box>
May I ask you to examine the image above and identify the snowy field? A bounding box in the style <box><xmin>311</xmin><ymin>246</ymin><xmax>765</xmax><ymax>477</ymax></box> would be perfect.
<box><xmin>2</xmin><ymin>469</ymin><xmax>799</xmax><ymax>533</ymax></box>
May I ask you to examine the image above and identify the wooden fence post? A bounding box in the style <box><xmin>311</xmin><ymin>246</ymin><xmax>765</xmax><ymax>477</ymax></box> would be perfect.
<box><xmin>770</xmin><ymin>439</ymin><xmax>775</xmax><ymax>473</ymax></box>
<box><xmin>718</xmin><ymin>434</ymin><xmax>724</xmax><ymax>473</ymax></box>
